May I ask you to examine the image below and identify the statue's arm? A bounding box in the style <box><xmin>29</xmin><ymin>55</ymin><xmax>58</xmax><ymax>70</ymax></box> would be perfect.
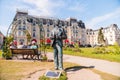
<box><xmin>50</xmin><ymin>32</ymin><xmax>56</xmax><ymax>40</ymax></box>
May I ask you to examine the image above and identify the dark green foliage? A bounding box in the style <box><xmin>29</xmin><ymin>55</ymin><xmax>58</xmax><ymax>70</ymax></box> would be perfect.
<box><xmin>23</xmin><ymin>30</ymin><xmax>31</xmax><ymax>44</ymax></box>
<box><xmin>98</xmin><ymin>27</ymin><xmax>105</xmax><ymax>45</ymax></box>
<box><xmin>46</xmin><ymin>44</ymin><xmax>52</xmax><ymax>49</ymax></box>
<box><xmin>2</xmin><ymin>36</ymin><xmax>13</xmax><ymax>59</ymax></box>
<box><xmin>93</xmin><ymin>47</ymin><xmax>112</xmax><ymax>54</ymax></box>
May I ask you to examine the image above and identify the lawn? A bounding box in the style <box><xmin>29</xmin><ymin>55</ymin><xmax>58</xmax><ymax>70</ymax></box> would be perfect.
<box><xmin>0</xmin><ymin>60</ymin><xmax>80</xmax><ymax>80</ymax></box>
<box><xmin>0</xmin><ymin>60</ymin><xmax>120</xmax><ymax>80</ymax></box>
<box><xmin>65</xmin><ymin>48</ymin><xmax>120</xmax><ymax>62</ymax></box>
<box><xmin>0</xmin><ymin>60</ymin><xmax>53</xmax><ymax>80</ymax></box>
<box><xmin>46</xmin><ymin>47</ymin><xmax>120</xmax><ymax>62</ymax></box>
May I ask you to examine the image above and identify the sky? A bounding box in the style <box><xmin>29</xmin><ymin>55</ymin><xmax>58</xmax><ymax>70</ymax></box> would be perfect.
<box><xmin>0</xmin><ymin>0</ymin><xmax>120</xmax><ymax>36</ymax></box>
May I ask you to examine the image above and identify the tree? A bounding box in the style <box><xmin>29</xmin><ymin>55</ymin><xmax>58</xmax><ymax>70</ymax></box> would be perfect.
<box><xmin>2</xmin><ymin>35</ymin><xmax>14</xmax><ymax>59</ymax></box>
<box><xmin>23</xmin><ymin>30</ymin><xmax>31</xmax><ymax>45</ymax></box>
<box><xmin>98</xmin><ymin>27</ymin><xmax>105</xmax><ymax>45</ymax></box>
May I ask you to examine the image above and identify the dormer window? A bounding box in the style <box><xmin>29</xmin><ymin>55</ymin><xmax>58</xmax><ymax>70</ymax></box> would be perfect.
<box><xmin>33</xmin><ymin>21</ymin><xmax>36</xmax><ymax>26</ymax></box>
<box><xmin>43</xmin><ymin>19</ymin><xmax>46</xmax><ymax>25</ymax></box>
<box><xmin>50</xmin><ymin>20</ymin><xmax>53</xmax><ymax>25</ymax></box>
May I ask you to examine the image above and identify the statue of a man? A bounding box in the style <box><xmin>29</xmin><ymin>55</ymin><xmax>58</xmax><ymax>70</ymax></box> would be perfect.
<box><xmin>50</xmin><ymin>20</ymin><xmax>67</xmax><ymax>70</ymax></box>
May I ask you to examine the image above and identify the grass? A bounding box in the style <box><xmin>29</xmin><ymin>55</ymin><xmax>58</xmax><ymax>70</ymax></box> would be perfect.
<box><xmin>0</xmin><ymin>60</ymin><xmax>79</xmax><ymax>80</ymax></box>
<box><xmin>0</xmin><ymin>60</ymin><xmax>53</xmax><ymax>80</ymax></box>
<box><xmin>46</xmin><ymin>47</ymin><xmax>120</xmax><ymax>62</ymax></box>
<box><xmin>0</xmin><ymin>60</ymin><xmax>120</xmax><ymax>80</ymax></box>
<box><xmin>0</xmin><ymin>50</ymin><xmax>2</xmax><ymax>58</ymax></box>
<box><xmin>91</xmin><ymin>69</ymin><xmax>120</xmax><ymax>80</ymax></box>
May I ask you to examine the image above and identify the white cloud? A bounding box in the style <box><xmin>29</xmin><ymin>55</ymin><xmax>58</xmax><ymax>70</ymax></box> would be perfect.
<box><xmin>86</xmin><ymin>8</ymin><xmax>120</xmax><ymax>29</ymax></box>
<box><xmin>19</xmin><ymin>0</ymin><xmax>65</xmax><ymax>16</ymax></box>
<box><xmin>68</xmin><ymin>2</ymin><xmax>87</xmax><ymax>12</ymax></box>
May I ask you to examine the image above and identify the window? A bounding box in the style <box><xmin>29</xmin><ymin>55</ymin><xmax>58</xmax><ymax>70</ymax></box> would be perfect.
<box><xmin>23</xmin><ymin>26</ymin><xmax>26</xmax><ymax>30</ymax></box>
<box><xmin>40</xmin><ymin>28</ymin><xmax>43</xmax><ymax>31</ymax></box>
<box><xmin>23</xmin><ymin>20</ymin><xmax>26</xmax><ymax>24</ymax></box>
<box><xmin>47</xmin><ymin>20</ymin><xmax>50</xmax><ymax>26</ymax></box>
<box><xmin>47</xmin><ymin>33</ymin><xmax>49</xmax><ymax>37</ymax></box>
<box><xmin>19</xmin><ymin>39</ymin><xmax>24</xmax><ymax>43</ymax></box>
<box><xmin>21</xmin><ymin>31</ymin><xmax>24</xmax><ymax>36</ymax></box>
<box><xmin>47</xmin><ymin>28</ymin><xmax>49</xmax><ymax>32</ymax></box>
<box><xmin>18</xmin><ymin>26</ymin><xmax>21</xmax><ymax>30</ymax></box>
<box><xmin>43</xmin><ymin>19</ymin><xmax>46</xmax><ymax>25</ymax></box>
<box><xmin>33</xmin><ymin>27</ymin><xmax>36</xmax><ymax>31</ymax></box>
<box><xmin>18</xmin><ymin>20</ymin><xmax>21</xmax><ymax>24</ymax></box>
<box><xmin>33</xmin><ymin>32</ymin><xmax>36</xmax><ymax>37</ymax></box>
<box><xmin>33</xmin><ymin>21</ymin><xmax>36</xmax><ymax>26</ymax></box>
<box><xmin>18</xmin><ymin>31</ymin><xmax>21</xmax><ymax>36</ymax></box>
<box><xmin>50</xmin><ymin>20</ymin><xmax>53</xmax><ymax>25</ymax></box>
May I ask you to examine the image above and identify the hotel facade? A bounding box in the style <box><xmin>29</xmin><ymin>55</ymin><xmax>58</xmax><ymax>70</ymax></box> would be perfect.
<box><xmin>9</xmin><ymin>10</ymin><xmax>86</xmax><ymax>45</ymax></box>
<box><xmin>9</xmin><ymin>10</ymin><xmax>120</xmax><ymax>46</ymax></box>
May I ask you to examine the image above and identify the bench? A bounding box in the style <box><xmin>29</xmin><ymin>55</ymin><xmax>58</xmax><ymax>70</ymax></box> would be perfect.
<box><xmin>11</xmin><ymin>49</ymin><xmax>41</xmax><ymax>60</ymax></box>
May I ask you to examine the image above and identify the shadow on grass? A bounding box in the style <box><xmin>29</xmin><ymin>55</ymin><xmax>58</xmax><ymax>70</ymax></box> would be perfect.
<box><xmin>65</xmin><ymin>66</ymin><xmax>95</xmax><ymax>72</ymax></box>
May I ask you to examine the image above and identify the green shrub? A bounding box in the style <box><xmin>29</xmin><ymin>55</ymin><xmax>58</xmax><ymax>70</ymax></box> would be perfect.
<box><xmin>112</xmin><ymin>43</ymin><xmax>120</xmax><ymax>54</ymax></box>
<box><xmin>2</xmin><ymin>36</ymin><xmax>13</xmax><ymax>59</ymax></box>
<box><xmin>67</xmin><ymin>48</ymin><xmax>73</xmax><ymax>51</ymax></box>
<box><xmin>93</xmin><ymin>47</ymin><xmax>112</xmax><ymax>54</ymax></box>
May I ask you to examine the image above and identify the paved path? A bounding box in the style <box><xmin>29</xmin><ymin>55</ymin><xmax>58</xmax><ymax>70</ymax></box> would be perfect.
<box><xmin>47</xmin><ymin>52</ymin><xmax>120</xmax><ymax>77</ymax></box>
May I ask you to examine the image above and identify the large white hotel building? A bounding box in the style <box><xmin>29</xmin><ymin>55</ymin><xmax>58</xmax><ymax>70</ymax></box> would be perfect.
<box><xmin>8</xmin><ymin>10</ymin><xmax>120</xmax><ymax>46</ymax></box>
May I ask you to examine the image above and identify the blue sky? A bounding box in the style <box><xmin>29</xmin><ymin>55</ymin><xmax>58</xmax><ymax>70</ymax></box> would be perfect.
<box><xmin>0</xmin><ymin>0</ymin><xmax>120</xmax><ymax>35</ymax></box>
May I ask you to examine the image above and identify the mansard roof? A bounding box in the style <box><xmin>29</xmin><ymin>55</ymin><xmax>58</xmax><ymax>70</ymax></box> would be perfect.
<box><xmin>13</xmin><ymin>10</ymin><xmax>86</xmax><ymax>28</ymax></box>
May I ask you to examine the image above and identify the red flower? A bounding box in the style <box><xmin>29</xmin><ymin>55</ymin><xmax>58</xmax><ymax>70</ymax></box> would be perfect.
<box><xmin>46</xmin><ymin>38</ymin><xmax>51</xmax><ymax>44</ymax></box>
